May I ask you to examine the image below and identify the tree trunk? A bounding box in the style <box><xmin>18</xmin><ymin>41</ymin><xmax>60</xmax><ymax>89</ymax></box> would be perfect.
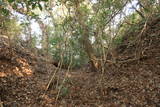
<box><xmin>75</xmin><ymin>4</ymin><xmax>99</xmax><ymax>72</ymax></box>
<box><xmin>38</xmin><ymin>21</ymin><xmax>49</xmax><ymax>54</ymax></box>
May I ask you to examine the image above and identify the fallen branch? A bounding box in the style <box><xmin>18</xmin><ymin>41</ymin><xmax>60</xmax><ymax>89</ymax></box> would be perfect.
<box><xmin>117</xmin><ymin>55</ymin><xmax>149</xmax><ymax>64</ymax></box>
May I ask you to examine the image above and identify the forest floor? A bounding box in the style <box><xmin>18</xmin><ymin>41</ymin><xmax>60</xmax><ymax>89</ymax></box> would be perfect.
<box><xmin>0</xmin><ymin>16</ymin><xmax>160</xmax><ymax>107</ymax></box>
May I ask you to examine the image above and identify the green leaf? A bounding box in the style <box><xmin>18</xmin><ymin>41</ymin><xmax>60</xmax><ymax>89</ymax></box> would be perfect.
<box><xmin>0</xmin><ymin>0</ymin><xmax>2</xmax><ymax>5</ymax></box>
<box><xmin>32</xmin><ymin>3</ymin><xmax>37</xmax><ymax>9</ymax></box>
<box><xmin>60</xmin><ymin>87</ymin><xmax>69</xmax><ymax>97</ymax></box>
<box><xmin>8</xmin><ymin>0</ymin><xmax>14</xmax><ymax>3</ymax></box>
<box><xmin>41</xmin><ymin>0</ymin><xmax>48</xmax><ymax>2</ymax></box>
<box><xmin>38</xmin><ymin>3</ymin><xmax>42</xmax><ymax>11</ymax></box>
<box><xmin>12</xmin><ymin>3</ymin><xmax>17</xmax><ymax>9</ymax></box>
<box><xmin>1</xmin><ymin>8</ymin><xmax>10</xmax><ymax>16</ymax></box>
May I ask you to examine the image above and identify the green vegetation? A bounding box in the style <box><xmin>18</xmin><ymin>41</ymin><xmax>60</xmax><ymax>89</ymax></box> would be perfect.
<box><xmin>0</xmin><ymin>0</ymin><xmax>159</xmax><ymax>69</ymax></box>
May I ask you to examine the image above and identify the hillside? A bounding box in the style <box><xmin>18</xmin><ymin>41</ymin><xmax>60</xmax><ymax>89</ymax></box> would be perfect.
<box><xmin>0</xmin><ymin>14</ymin><xmax>159</xmax><ymax>107</ymax></box>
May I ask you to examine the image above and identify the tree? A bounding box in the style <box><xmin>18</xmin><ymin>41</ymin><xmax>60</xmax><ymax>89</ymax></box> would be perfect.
<box><xmin>56</xmin><ymin>0</ymin><xmax>129</xmax><ymax>71</ymax></box>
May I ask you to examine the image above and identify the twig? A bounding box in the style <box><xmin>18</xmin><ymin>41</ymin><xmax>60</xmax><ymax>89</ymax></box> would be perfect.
<box><xmin>55</xmin><ymin>46</ymin><xmax>73</xmax><ymax>106</ymax></box>
<box><xmin>117</xmin><ymin>55</ymin><xmax>149</xmax><ymax>64</ymax></box>
<box><xmin>0</xmin><ymin>100</ymin><xmax>3</xmax><ymax>107</ymax></box>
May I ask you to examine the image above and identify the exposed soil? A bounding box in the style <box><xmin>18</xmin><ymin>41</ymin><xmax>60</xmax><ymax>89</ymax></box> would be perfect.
<box><xmin>0</xmin><ymin>15</ymin><xmax>160</xmax><ymax>107</ymax></box>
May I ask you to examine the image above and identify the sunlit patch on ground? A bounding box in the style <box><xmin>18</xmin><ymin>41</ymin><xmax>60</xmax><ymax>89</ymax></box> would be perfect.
<box><xmin>0</xmin><ymin>58</ymin><xmax>33</xmax><ymax>77</ymax></box>
<box><xmin>0</xmin><ymin>72</ymin><xmax>7</xmax><ymax>77</ymax></box>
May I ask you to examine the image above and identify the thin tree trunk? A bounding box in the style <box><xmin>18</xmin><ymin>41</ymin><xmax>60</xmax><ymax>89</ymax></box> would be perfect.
<box><xmin>75</xmin><ymin>3</ymin><xmax>99</xmax><ymax>72</ymax></box>
<box><xmin>38</xmin><ymin>21</ymin><xmax>48</xmax><ymax>54</ymax></box>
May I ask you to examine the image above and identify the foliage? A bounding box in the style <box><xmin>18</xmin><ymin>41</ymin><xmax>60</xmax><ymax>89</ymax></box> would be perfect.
<box><xmin>1</xmin><ymin>0</ymin><xmax>160</xmax><ymax>69</ymax></box>
<box><xmin>0</xmin><ymin>14</ymin><xmax>22</xmax><ymax>41</ymax></box>
<box><xmin>49</xmin><ymin>33</ymin><xmax>88</xmax><ymax>68</ymax></box>
<box><xmin>113</xmin><ymin>35</ymin><xmax>123</xmax><ymax>46</ymax></box>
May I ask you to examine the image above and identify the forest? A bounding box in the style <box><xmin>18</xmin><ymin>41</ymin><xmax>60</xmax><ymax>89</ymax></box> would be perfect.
<box><xmin>0</xmin><ymin>0</ymin><xmax>160</xmax><ymax>106</ymax></box>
